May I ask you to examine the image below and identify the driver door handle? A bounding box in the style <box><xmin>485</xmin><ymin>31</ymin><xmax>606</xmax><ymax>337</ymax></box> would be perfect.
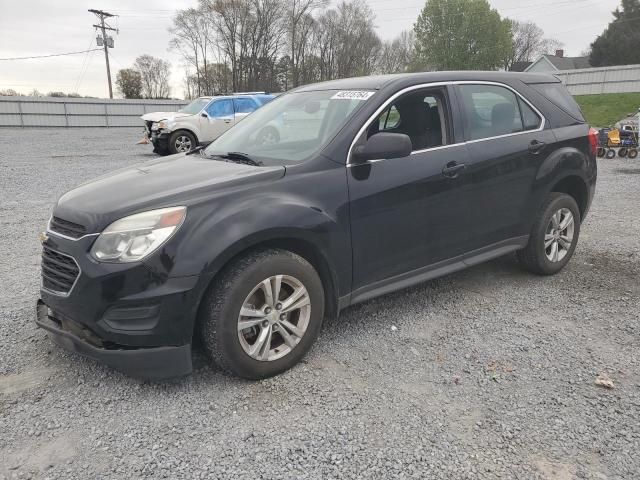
<box><xmin>442</xmin><ymin>161</ymin><xmax>466</xmax><ymax>178</ymax></box>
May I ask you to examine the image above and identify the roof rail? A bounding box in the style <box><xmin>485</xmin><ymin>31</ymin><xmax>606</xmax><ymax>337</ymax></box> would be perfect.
<box><xmin>232</xmin><ymin>91</ymin><xmax>267</xmax><ymax>95</ymax></box>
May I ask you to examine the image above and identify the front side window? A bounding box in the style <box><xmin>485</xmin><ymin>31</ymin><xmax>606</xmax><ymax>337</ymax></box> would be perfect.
<box><xmin>368</xmin><ymin>90</ymin><xmax>449</xmax><ymax>151</ymax></box>
<box><xmin>460</xmin><ymin>84</ymin><xmax>529</xmax><ymax>141</ymax></box>
<box><xmin>204</xmin><ymin>90</ymin><xmax>370</xmax><ymax>165</ymax></box>
<box><xmin>206</xmin><ymin>99</ymin><xmax>234</xmax><ymax>118</ymax></box>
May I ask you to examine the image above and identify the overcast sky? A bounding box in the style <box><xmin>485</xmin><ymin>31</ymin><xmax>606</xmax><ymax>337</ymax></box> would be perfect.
<box><xmin>0</xmin><ymin>0</ymin><xmax>621</xmax><ymax>98</ymax></box>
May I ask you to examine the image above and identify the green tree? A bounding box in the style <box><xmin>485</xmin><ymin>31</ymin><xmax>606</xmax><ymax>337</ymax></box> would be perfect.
<box><xmin>590</xmin><ymin>0</ymin><xmax>640</xmax><ymax>67</ymax></box>
<box><xmin>115</xmin><ymin>68</ymin><xmax>143</xmax><ymax>99</ymax></box>
<box><xmin>413</xmin><ymin>0</ymin><xmax>512</xmax><ymax>71</ymax></box>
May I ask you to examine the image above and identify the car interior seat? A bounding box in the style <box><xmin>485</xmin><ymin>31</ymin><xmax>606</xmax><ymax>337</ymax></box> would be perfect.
<box><xmin>491</xmin><ymin>102</ymin><xmax>516</xmax><ymax>136</ymax></box>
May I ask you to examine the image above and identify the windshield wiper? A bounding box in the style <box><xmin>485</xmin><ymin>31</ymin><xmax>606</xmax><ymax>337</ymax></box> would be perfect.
<box><xmin>219</xmin><ymin>151</ymin><xmax>263</xmax><ymax>166</ymax></box>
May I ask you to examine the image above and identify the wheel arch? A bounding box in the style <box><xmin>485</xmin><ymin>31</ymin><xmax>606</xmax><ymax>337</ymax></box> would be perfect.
<box><xmin>193</xmin><ymin>235</ymin><xmax>341</xmax><ymax>343</ymax></box>
<box><xmin>170</xmin><ymin>128</ymin><xmax>199</xmax><ymax>145</ymax></box>
<box><xmin>550</xmin><ymin>175</ymin><xmax>589</xmax><ymax>220</ymax></box>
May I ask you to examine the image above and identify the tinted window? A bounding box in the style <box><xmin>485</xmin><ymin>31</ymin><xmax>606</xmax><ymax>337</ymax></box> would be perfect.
<box><xmin>532</xmin><ymin>83</ymin><xmax>584</xmax><ymax>121</ymax></box>
<box><xmin>460</xmin><ymin>84</ymin><xmax>524</xmax><ymax>140</ymax></box>
<box><xmin>234</xmin><ymin>97</ymin><xmax>258</xmax><ymax>114</ymax></box>
<box><xmin>370</xmin><ymin>92</ymin><xmax>448</xmax><ymax>150</ymax></box>
<box><xmin>206</xmin><ymin>99</ymin><xmax>233</xmax><ymax>118</ymax></box>
<box><xmin>519</xmin><ymin>98</ymin><xmax>542</xmax><ymax>130</ymax></box>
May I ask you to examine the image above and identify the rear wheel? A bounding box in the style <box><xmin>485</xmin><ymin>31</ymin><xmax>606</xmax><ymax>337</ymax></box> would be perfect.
<box><xmin>168</xmin><ymin>131</ymin><xmax>196</xmax><ymax>154</ymax></box>
<box><xmin>198</xmin><ymin>249</ymin><xmax>325</xmax><ymax>379</ymax></box>
<box><xmin>596</xmin><ymin>147</ymin><xmax>606</xmax><ymax>158</ymax></box>
<box><xmin>605</xmin><ymin>149</ymin><xmax>616</xmax><ymax>159</ymax></box>
<box><xmin>517</xmin><ymin>193</ymin><xmax>581</xmax><ymax>275</ymax></box>
<box><xmin>619</xmin><ymin>147</ymin><xmax>628</xmax><ymax>158</ymax></box>
<box><xmin>628</xmin><ymin>148</ymin><xmax>638</xmax><ymax>159</ymax></box>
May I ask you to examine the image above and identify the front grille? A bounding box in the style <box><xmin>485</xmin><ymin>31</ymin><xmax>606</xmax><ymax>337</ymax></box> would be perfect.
<box><xmin>41</xmin><ymin>246</ymin><xmax>80</xmax><ymax>295</ymax></box>
<box><xmin>49</xmin><ymin>216</ymin><xmax>86</xmax><ymax>239</ymax></box>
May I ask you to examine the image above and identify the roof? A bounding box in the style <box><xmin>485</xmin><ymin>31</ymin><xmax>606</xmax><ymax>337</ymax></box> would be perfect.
<box><xmin>294</xmin><ymin>71</ymin><xmax>560</xmax><ymax>92</ymax></box>
<box><xmin>525</xmin><ymin>55</ymin><xmax>591</xmax><ymax>72</ymax></box>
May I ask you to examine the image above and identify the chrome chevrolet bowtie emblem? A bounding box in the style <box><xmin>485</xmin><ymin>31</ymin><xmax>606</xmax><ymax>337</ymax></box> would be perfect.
<box><xmin>39</xmin><ymin>231</ymin><xmax>49</xmax><ymax>244</ymax></box>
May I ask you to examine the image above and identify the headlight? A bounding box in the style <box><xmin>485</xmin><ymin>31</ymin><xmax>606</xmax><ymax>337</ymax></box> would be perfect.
<box><xmin>90</xmin><ymin>207</ymin><xmax>186</xmax><ymax>263</ymax></box>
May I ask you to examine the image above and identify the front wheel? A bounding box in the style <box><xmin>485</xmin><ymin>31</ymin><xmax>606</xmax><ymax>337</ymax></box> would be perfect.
<box><xmin>168</xmin><ymin>131</ymin><xmax>196</xmax><ymax>154</ymax></box>
<box><xmin>199</xmin><ymin>249</ymin><xmax>325</xmax><ymax>379</ymax></box>
<box><xmin>517</xmin><ymin>193</ymin><xmax>581</xmax><ymax>275</ymax></box>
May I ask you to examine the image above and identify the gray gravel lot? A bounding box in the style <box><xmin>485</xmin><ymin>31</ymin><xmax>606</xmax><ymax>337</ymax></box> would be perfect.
<box><xmin>0</xmin><ymin>127</ymin><xmax>639</xmax><ymax>479</ymax></box>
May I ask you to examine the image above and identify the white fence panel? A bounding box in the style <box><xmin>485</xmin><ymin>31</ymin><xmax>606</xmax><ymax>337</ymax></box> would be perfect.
<box><xmin>557</xmin><ymin>64</ymin><xmax>640</xmax><ymax>95</ymax></box>
<box><xmin>0</xmin><ymin>96</ymin><xmax>187</xmax><ymax>127</ymax></box>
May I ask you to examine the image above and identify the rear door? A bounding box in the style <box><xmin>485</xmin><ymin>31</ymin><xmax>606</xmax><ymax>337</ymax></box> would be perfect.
<box><xmin>455</xmin><ymin>82</ymin><xmax>557</xmax><ymax>253</ymax></box>
<box><xmin>200</xmin><ymin>99</ymin><xmax>235</xmax><ymax>142</ymax></box>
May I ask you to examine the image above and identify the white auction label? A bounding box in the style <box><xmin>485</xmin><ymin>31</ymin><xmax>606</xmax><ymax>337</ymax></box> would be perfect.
<box><xmin>331</xmin><ymin>90</ymin><xmax>376</xmax><ymax>101</ymax></box>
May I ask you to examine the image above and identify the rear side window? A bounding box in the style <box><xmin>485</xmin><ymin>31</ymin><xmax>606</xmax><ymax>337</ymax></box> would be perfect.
<box><xmin>459</xmin><ymin>84</ymin><xmax>524</xmax><ymax>140</ymax></box>
<box><xmin>234</xmin><ymin>97</ymin><xmax>258</xmax><ymax>114</ymax></box>
<box><xmin>531</xmin><ymin>83</ymin><xmax>584</xmax><ymax>121</ymax></box>
<box><xmin>519</xmin><ymin>98</ymin><xmax>542</xmax><ymax>130</ymax></box>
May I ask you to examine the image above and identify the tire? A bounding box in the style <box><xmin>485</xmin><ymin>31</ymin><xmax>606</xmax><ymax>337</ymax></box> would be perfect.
<box><xmin>605</xmin><ymin>149</ymin><xmax>616</xmax><ymax>159</ymax></box>
<box><xmin>596</xmin><ymin>147</ymin><xmax>606</xmax><ymax>158</ymax></box>
<box><xmin>198</xmin><ymin>249</ymin><xmax>325</xmax><ymax>379</ymax></box>
<box><xmin>168</xmin><ymin>130</ymin><xmax>196</xmax><ymax>154</ymax></box>
<box><xmin>257</xmin><ymin>126</ymin><xmax>280</xmax><ymax>145</ymax></box>
<box><xmin>618</xmin><ymin>147</ymin><xmax>628</xmax><ymax>158</ymax></box>
<box><xmin>628</xmin><ymin>149</ymin><xmax>638</xmax><ymax>159</ymax></box>
<box><xmin>517</xmin><ymin>193</ymin><xmax>581</xmax><ymax>276</ymax></box>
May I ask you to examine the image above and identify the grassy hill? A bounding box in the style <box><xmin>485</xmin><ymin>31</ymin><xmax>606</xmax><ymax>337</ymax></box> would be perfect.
<box><xmin>575</xmin><ymin>93</ymin><xmax>640</xmax><ymax>127</ymax></box>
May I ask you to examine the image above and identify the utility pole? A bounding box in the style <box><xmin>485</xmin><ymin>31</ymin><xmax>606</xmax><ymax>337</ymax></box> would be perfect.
<box><xmin>89</xmin><ymin>9</ymin><xmax>117</xmax><ymax>99</ymax></box>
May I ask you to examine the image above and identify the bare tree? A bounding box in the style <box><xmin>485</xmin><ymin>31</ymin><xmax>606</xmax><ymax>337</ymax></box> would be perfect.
<box><xmin>377</xmin><ymin>30</ymin><xmax>415</xmax><ymax>74</ymax></box>
<box><xmin>287</xmin><ymin>0</ymin><xmax>327</xmax><ymax>87</ymax></box>
<box><xmin>504</xmin><ymin>20</ymin><xmax>565</xmax><ymax>70</ymax></box>
<box><xmin>134</xmin><ymin>55</ymin><xmax>172</xmax><ymax>99</ymax></box>
<box><xmin>170</xmin><ymin>8</ymin><xmax>212</xmax><ymax>96</ymax></box>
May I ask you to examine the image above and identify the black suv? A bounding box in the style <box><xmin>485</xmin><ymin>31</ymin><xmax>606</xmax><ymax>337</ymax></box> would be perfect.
<box><xmin>36</xmin><ymin>72</ymin><xmax>597</xmax><ymax>380</ymax></box>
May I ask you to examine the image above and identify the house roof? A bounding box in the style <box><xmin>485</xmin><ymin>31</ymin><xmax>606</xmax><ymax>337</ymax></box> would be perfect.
<box><xmin>543</xmin><ymin>55</ymin><xmax>591</xmax><ymax>70</ymax></box>
<box><xmin>526</xmin><ymin>55</ymin><xmax>591</xmax><ymax>72</ymax></box>
<box><xmin>510</xmin><ymin>61</ymin><xmax>533</xmax><ymax>72</ymax></box>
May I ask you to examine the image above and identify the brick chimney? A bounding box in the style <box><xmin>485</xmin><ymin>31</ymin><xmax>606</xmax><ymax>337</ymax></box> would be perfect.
<box><xmin>555</xmin><ymin>49</ymin><xmax>564</xmax><ymax>58</ymax></box>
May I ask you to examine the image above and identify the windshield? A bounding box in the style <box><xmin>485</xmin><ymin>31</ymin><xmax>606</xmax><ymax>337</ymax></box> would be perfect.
<box><xmin>204</xmin><ymin>90</ymin><xmax>372</xmax><ymax>165</ymax></box>
<box><xmin>179</xmin><ymin>98</ymin><xmax>210</xmax><ymax>115</ymax></box>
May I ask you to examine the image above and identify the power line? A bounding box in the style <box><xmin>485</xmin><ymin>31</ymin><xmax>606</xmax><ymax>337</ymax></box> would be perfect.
<box><xmin>0</xmin><ymin>49</ymin><xmax>101</xmax><ymax>61</ymax></box>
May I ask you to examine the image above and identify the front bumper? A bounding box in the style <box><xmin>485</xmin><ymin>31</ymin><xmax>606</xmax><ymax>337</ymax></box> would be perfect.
<box><xmin>36</xmin><ymin>300</ymin><xmax>192</xmax><ymax>379</ymax></box>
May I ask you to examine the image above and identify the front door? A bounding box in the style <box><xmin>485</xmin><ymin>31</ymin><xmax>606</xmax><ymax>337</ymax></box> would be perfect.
<box><xmin>347</xmin><ymin>87</ymin><xmax>473</xmax><ymax>296</ymax></box>
<box><xmin>200</xmin><ymin>99</ymin><xmax>235</xmax><ymax>142</ymax></box>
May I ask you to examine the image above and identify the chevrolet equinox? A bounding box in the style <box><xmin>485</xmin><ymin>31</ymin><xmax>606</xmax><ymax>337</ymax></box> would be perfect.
<box><xmin>36</xmin><ymin>72</ymin><xmax>597</xmax><ymax>380</ymax></box>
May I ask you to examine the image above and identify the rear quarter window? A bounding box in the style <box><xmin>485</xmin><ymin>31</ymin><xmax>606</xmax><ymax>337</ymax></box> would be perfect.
<box><xmin>531</xmin><ymin>83</ymin><xmax>585</xmax><ymax>122</ymax></box>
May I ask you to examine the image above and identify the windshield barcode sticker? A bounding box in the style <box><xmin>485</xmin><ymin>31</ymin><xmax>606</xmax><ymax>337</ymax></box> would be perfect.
<box><xmin>331</xmin><ymin>91</ymin><xmax>375</xmax><ymax>101</ymax></box>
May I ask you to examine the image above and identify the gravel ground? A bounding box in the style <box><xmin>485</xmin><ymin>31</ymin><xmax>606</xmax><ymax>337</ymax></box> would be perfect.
<box><xmin>0</xmin><ymin>128</ymin><xmax>639</xmax><ymax>480</ymax></box>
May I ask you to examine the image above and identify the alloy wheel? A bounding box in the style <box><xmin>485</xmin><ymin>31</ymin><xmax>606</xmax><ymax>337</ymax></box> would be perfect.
<box><xmin>544</xmin><ymin>208</ymin><xmax>575</xmax><ymax>262</ymax></box>
<box><xmin>175</xmin><ymin>135</ymin><xmax>192</xmax><ymax>152</ymax></box>
<box><xmin>237</xmin><ymin>275</ymin><xmax>311</xmax><ymax>362</ymax></box>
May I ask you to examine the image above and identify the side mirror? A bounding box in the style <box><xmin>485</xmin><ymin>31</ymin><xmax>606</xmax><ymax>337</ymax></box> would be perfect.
<box><xmin>352</xmin><ymin>133</ymin><xmax>412</xmax><ymax>163</ymax></box>
<box><xmin>201</xmin><ymin>112</ymin><xmax>208</xmax><ymax>118</ymax></box>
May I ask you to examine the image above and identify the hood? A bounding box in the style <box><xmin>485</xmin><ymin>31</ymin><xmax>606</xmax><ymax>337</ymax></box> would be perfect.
<box><xmin>54</xmin><ymin>155</ymin><xmax>285</xmax><ymax>232</ymax></box>
<box><xmin>141</xmin><ymin>111</ymin><xmax>193</xmax><ymax>122</ymax></box>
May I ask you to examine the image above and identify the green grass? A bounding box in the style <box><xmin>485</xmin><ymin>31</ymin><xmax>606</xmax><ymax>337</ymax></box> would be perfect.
<box><xmin>574</xmin><ymin>93</ymin><xmax>640</xmax><ymax>128</ymax></box>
